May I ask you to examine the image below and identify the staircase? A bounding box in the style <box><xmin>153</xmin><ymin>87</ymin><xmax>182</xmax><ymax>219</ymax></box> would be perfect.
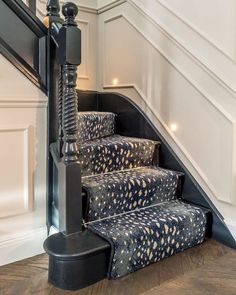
<box><xmin>0</xmin><ymin>0</ymin><xmax>235</xmax><ymax>291</ymax></box>
<box><xmin>45</xmin><ymin>107</ymin><xmax>210</xmax><ymax>289</ymax></box>
<box><xmin>78</xmin><ymin>112</ymin><xmax>207</xmax><ymax>279</ymax></box>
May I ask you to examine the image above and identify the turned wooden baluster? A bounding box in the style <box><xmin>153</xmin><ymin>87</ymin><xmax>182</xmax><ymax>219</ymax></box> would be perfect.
<box><xmin>61</xmin><ymin>3</ymin><xmax>80</xmax><ymax>163</ymax></box>
<box><xmin>58</xmin><ymin>66</ymin><xmax>64</xmax><ymax>156</ymax></box>
<box><xmin>45</xmin><ymin>1</ymin><xmax>82</xmax><ymax>234</ymax></box>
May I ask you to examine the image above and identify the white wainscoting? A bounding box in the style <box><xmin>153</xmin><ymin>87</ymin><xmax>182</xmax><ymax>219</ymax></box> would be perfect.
<box><xmin>26</xmin><ymin>0</ymin><xmax>236</xmax><ymax>240</ymax></box>
<box><xmin>97</xmin><ymin>1</ymin><xmax>236</xmax><ymax>236</ymax></box>
<box><xmin>0</xmin><ymin>227</ymin><xmax>47</xmax><ymax>266</ymax></box>
<box><xmin>0</xmin><ymin>126</ymin><xmax>33</xmax><ymax>218</ymax></box>
<box><xmin>131</xmin><ymin>0</ymin><xmax>236</xmax><ymax>95</ymax></box>
<box><xmin>0</xmin><ymin>55</ymin><xmax>48</xmax><ymax>265</ymax></box>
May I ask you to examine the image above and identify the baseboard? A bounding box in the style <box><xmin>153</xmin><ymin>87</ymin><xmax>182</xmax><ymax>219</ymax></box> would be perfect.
<box><xmin>225</xmin><ymin>220</ymin><xmax>236</xmax><ymax>242</ymax></box>
<box><xmin>0</xmin><ymin>226</ymin><xmax>47</xmax><ymax>266</ymax></box>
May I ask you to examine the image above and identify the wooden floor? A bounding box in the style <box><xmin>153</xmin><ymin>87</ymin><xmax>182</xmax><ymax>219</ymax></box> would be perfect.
<box><xmin>0</xmin><ymin>239</ymin><xmax>236</xmax><ymax>295</ymax></box>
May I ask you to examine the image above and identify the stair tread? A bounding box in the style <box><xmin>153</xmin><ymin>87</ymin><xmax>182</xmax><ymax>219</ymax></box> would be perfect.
<box><xmin>77</xmin><ymin>111</ymin><xmax>115</xmax><ymax>142</ymax></box>
<box><xmin>83</xmin><ymin>166</ymin><xmax>184</xmax><ymax>222</ymax></box>
<box><xmin>78</xmin><ymin>135</ymin><xmax>160</xmax><ymax>176</ymax></box>
<box><xmin>88</xmin><ymin>200</ymin><xmax>207</xmax><ymax>279</ymax></box>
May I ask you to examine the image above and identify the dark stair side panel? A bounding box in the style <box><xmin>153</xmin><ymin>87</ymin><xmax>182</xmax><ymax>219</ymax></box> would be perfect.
<box><xmin>0</xmin><ymin>0</ymin><xmax>47</xmax><ymax>91</ymax></box>
<box><xmin>77</xmin><ymin>90</ymin><xmax>236</xmax><ymax>249</ymax></box>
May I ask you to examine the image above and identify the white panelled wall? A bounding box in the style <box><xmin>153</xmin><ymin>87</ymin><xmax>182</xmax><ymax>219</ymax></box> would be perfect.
<box><xmin>96</xmin><ymin>0</ymin><xmax>236</xmax><ymax>240</ymax></box>
<box><xmin>1</xmin><ymin>0</ymin><xmax>236</xmax><ymax>266</ymax></box>
<box><xmin>0</xmin><ymin>0</ymin><xmax>99</xmax><ymax>266</ymax></box>
<box><xmin>0</xmin><ymin>55</ymin><xmax>47</xmax><ymax>265</ymax></box>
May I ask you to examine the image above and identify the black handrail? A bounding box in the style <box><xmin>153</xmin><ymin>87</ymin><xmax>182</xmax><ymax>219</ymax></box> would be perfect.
<box><xmin>0</xmin><ymin>0</ymin><xmax>47</xmax><ymax>91</ymax></box>
<box><xmin>46</xmin><ymin>0</ymin><xmax>82</xmax><ymax>235</ymax></box>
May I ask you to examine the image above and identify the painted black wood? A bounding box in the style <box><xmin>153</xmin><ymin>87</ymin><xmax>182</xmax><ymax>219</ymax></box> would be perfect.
<box><xmin>77</xmin><ymin>90</ymin><xmax>236</xmax><ymax>250</ymax></box>
<box><xmin>44</xmin><ymin>229</ymin><xmax>110</xmax><ymax>290</ymax></box>
<box><xmin>50</xmin><ymin>143</ymin><xmax>82</xmax><ymax>234</ymax></box>
<box><xmin>46</xmin><ymin>0</ymin><xmax>60</xmax><ymax>17</ymax></box>
<box><xmin>0</xmin><ymin>0</ymin><xmax>47</xmax><ymax>91</ymax></box>
<box><xmin>57</xmin><ymin>3</ymin><xmax>81</xmax><ymax>164</ymax></box>
<box><xmin>45</xmin><ymin>88</ymin><xmax>222</xmax><ymax>291</ymax></box>
<box><xmin>46</xmin><ymin>1</ymin><xmax>82</xmax><ymax>234</ymax></box>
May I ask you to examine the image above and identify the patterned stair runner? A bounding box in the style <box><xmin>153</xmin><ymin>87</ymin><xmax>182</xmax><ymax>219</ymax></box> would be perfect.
<box><xmin>77</xmin><ymin>112</ymin><xmax>115</xmax><ymax>142</ymax></box>
<box><xmin>87</xmin><ymin>200</ymin><xmax>206</xmax><ymax>279</ymax></box>
<box><xmin>76</xmin><ymin>111</ymin><xmax>207</xmax><ymax>279</ymax></box>
<box><xmin>82</xmin><ymin>166</ymin><xmax>184</xmax><ymax>221</ymax></box>
<box><xmin>78</xmin><ymin>135</ymin><xmax>159</xmax><ymax>176</ymax></box>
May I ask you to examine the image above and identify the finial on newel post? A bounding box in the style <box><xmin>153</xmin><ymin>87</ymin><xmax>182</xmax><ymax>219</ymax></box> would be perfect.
<box><xmin>58</xmin><ymin>2</ymin><xmax>81</xmax><ymax>163</ymax></box>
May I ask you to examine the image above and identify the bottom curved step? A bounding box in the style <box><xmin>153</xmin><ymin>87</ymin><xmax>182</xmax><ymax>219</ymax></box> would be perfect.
<box><xmin>44</xmin><ymin>201</ymin><xmax>210</xmax><ymax>290</ymax></box>
<box><xmin>88</xmin><ymin>200</ymin><xmax>207</xmax><ymax>279</ymax></box>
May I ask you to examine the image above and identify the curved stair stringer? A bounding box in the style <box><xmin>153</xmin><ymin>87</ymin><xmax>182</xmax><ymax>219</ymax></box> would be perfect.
<box><xmin>79</xmin><ymin>89</ymin><xmax>236</xmax><ymax>249</ymax></box>
<box><xmin>94</xmin><ymin>91</ymin><xmax>236</xmax><ymax>249</ymax></box>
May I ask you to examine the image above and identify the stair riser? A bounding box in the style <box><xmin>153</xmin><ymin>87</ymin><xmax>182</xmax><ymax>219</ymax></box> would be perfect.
<box><xmin>88</xmin><ymin>201</ymin><xmax>207</xmax><ymax>279</ymax></box>
<box><xmin>79</xmin><ymin>139</ymin><xmax>159</xmax><ymax>176</ymax></box>
<box><xmin>83</xmin><ymin>169</ymin><xmax>184</xmax><ymax>222</ymax></box>
<box><xmin>78</xmin><ymin>112</ymin><xmax>115</xmax><ymax>142</ymax></box>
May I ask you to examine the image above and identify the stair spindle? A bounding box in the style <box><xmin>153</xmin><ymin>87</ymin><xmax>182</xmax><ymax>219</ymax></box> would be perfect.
<box><xmin>43</xmin><ymin>0</ymin><xmax>60</xmax><ymax>27</ymax></box>
<box><xmin>60</xmin><ymin>3</ymin><xmax>80</xmax><ymax>163</ymax></box>
<box><xmin>58</xmin><ymin>66</ymin><xmax>64</xmax><ymax>156</ymax></box>
<box><xmin>46</xmin><ymin>0</ymin><xmax>60</xmax><ymax>17</ymax></box>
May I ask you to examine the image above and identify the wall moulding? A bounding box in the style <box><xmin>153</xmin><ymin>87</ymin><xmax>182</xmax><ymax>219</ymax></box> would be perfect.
<box><xmin>103</xmin><ymin>83</ymin><xmax>236</xmax><ymax>206</ymax></box>
<box><xmin>76</xmin><ymin>19</ymin><xmax>90</xmax><ymax>80</ymax></box>
<box><xmin>155</xmin><ymin>0</ymin><xmax>236</xmax><ymax>63</ymax></box>
<box><xmin>102</xmin><ymin>6</ymin><xmax>236</xmax><ymax>117</ymax></box>
<box><xmin>102</xmin><ymin>13</ymin><xmax>236</xmax><ymax>206</ymax></box>
<box><xmin>0</xmin><ymin>126</ymin><xmax>34</xmax><ymax>218</ymax></box>
<box><xmin>103</xmin><ymin>13</ymin><xmax>235</xmax><ymax>122</ymax></box>
<box><xmin>129</xmin><ymin>0</ymin><xmax>236</xmax><ymax>95</ymax></box>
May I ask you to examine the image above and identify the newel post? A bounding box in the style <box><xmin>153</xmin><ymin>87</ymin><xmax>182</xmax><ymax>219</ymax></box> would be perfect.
<box><xmin>59</xmin><ymin>3</ymin><xmax>81</xmax><ymax>163</ymax></box>
<box><xmin>57</xmin><ymin>2</ymin><xmax>82</xmax><ymax>234</ymax></box>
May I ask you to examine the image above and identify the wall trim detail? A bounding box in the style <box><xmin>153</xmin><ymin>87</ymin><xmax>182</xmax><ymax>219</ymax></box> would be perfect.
<box><xmin>0</xmin><ymin>99</ymin><xmax>47</xmax><ymax>108</ymax></box>
<box><xmin>0</xmin><ymin>227</ymin><xmax>47</xmax><ymax>266</ymax></box>
<box><xmin>103</xmin><ymin>82</ymin><xmax>236</xmax><ymax>207</ymax></box>
<box><xmin>127</xmin><ymin>0</ymin><xmax>236</xmax><ymax>98</ymax></box>
<box><xmin>155</xmin><ymin>0</ymin><xmax>236</xmax><ymax>63</ymax></box>
<box><xmin>102</xmin><ymin>10</ymin><xmax>236</xmax><ymax>206</ymax></box>
<box><xmin>98</xmin><ymin>0</ymin><xmax>126</xmax><ymax>14</ymax></box>
<box><xmin>77</xmin><ymin>19</ymin><xmax>90</xmax><ymax>80</ymax></box>
<box><xmin>103</xmin><ymin>13</ymin><xmax>235</xmax><ymax>123</ymax></box>
<box><xmin>0</xmin><ymin>126</ymin><xmax>34</xmax><ymax>218</ymax></box>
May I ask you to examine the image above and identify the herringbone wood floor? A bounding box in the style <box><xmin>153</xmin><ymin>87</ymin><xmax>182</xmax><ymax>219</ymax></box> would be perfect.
<box><xmin>0</xmin><ymin>239</ymin><xmax>235</xmax><ymax>295</ymax></box>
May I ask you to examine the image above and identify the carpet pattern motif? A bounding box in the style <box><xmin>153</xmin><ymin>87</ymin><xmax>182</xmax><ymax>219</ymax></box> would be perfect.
<box><xmin>83</xmin><ymin>166</ymin><xmax>183</xmax><ymax>221</ymax></box>
<box><xmin>77</xmin><ymin>112</ymin><xmax>115</xmax><ymax>142</ymax></box>
<box><xmin>88</xmin><ymin>200</ymin><xmax>206</xmax><ymax>279</ymax></box>
<box><xmin>77</xmin><ymin>111</ymin><xmax>207</xmax><ymax>279</ymax></box>
<box><xmin>78</xmin><ymin>135</ymin><xmax>158</xmax><ymax>176</ymax></box>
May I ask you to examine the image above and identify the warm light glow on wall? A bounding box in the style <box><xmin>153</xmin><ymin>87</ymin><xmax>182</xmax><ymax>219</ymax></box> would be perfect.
<box><xmin>112</xmin><ymin>78</ymin><xmax>119</xmax><ymax>85</ymax></box>
<box><xmin>170</xmin><ymin>123</ymin><xmax>178</xmax><ymax>132</ymax></box>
